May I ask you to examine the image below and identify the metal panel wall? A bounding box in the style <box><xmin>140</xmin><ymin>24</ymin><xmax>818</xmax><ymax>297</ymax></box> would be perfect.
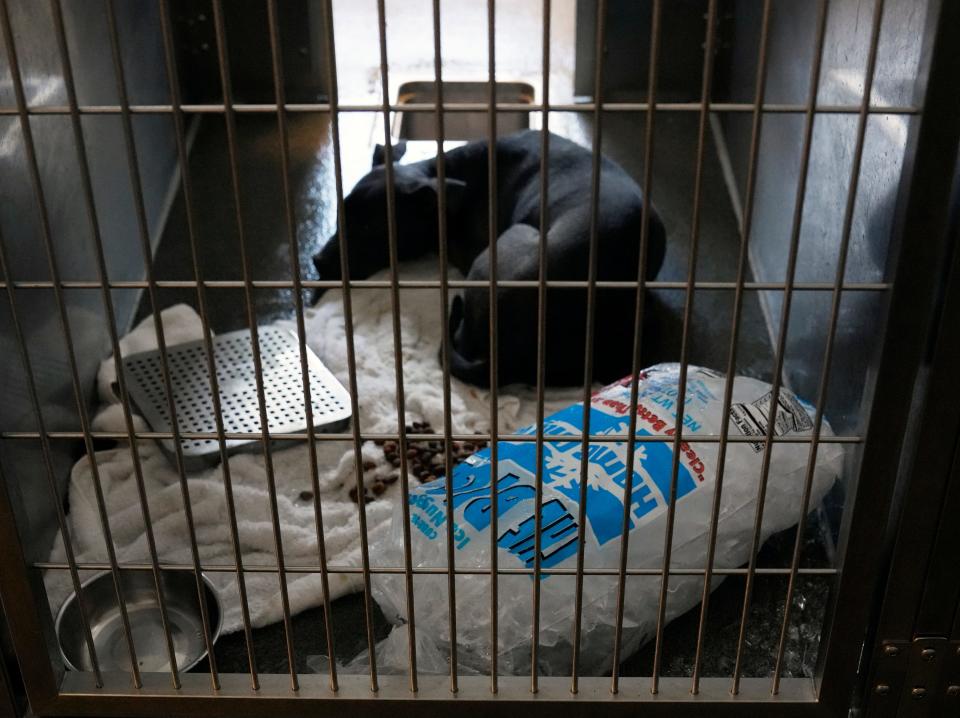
<box><xmin>574</xmin><ymin>0</ymin><xmax>709</xmax><ymax>101</ymax></box>
<box><xmin>720</xmin><ymin>0</ymin><xmax>930</xmax><ymax>436</ymax></box>
<box><xmin>0</xmin><ymin>0</ymin><xmax>179</xmax><ymax>557</ymax></box>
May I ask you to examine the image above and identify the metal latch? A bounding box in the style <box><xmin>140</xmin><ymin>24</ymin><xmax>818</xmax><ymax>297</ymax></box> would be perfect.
<box><xmin>867</xmin><ymin>637</ymin><xmax>960</xmax><ymax>717</ymax></box>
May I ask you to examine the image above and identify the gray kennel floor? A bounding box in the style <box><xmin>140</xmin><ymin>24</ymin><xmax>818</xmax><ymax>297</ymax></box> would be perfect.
<box><xmin>137</xmin><ymin>107</ymin><xmax>835</xmax><ymax>680</ymax></box>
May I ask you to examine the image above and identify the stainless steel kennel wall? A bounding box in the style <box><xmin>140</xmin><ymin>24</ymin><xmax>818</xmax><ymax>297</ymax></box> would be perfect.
<box><xmin>0</xmin><ymin>0</ymin><xmax>958</xmax><ymax>716</ymax></box>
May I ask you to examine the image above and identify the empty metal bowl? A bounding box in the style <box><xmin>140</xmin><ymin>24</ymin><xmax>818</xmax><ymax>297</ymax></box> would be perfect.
<box><xmin>394</xmin><ymin>80</ymin><xmax>535</xmax><ymax>141</ymax></box>
<box><xmin>56</xmin><ymin>570</ymin><xmax>222</xmax><ymax>673</ymax></box>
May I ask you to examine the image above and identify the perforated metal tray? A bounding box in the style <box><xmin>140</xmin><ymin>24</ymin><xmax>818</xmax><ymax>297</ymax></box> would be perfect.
<box><xmin>122</xmin><ymin>326</ymin><xmax>351</xmax><ymax>469</ymax></box>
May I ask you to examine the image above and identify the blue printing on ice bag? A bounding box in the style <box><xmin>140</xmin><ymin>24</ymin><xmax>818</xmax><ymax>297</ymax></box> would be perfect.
<box><xmin>409</xmin><ymin>393</ymin><xmax>701</xmax><ymax>576</ymax></box>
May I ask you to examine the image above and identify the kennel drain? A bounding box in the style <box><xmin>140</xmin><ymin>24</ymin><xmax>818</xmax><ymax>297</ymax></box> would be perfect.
<box><xmin>121</xmin><ymin>326</ymin><xmax>351</xmax><ymax>469</ymax></box>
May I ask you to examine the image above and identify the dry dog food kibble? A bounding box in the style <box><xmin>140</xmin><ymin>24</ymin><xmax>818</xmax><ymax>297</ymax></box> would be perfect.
<box><xmin>347</xmin><ymin>422</ymin><xmax>485</xmax><ymax>504</ymax></box>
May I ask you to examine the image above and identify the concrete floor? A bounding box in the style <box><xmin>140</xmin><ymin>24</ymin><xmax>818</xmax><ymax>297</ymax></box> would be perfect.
<box><xmin>139</xmin><ymin>0</ymin><xmax>830</xmax><ymax>681</ymax></box>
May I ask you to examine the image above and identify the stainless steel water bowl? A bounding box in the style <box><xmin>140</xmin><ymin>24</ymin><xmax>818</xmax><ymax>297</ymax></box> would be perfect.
<box><xmin>56</xmin><ymin>571</ymin><xmax>222</xmax><ymax>673</ymax></box>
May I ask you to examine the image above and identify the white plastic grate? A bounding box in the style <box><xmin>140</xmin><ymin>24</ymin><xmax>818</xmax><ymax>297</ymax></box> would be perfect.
<box><xmin>121</xmin><ymin>326</ymin><xmax>351</xmax><ymax>469</ymax></box>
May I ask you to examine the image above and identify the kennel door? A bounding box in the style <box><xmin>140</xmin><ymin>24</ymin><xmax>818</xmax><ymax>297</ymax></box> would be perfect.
<box><xmin>860</xmin><ymin>186</ymin><xmax>960</xmax><ymax>718</ymax></box>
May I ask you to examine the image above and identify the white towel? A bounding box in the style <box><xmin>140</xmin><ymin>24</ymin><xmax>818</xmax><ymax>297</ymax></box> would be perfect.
<box><xmin>44</xmin><ymin>257</ymin><xmax>584</xmax><ymax>633</ymax></box>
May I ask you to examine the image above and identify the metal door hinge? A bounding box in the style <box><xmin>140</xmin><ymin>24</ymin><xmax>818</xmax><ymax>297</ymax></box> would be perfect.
<box><xmin>866</xmin><ymin>637</ymin><xmax>960</xmax><ymax>717</ymax></box>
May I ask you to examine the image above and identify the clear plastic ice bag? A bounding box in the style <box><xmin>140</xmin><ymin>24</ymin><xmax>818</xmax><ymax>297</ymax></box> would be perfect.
<box><xmin>367</xmin><ymin>364</ymin><xmax>843</xmax><ymax>676</ymax></box>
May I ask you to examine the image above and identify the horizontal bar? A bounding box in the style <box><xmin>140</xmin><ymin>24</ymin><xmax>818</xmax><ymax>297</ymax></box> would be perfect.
<box><xmin>0</xmin><ymin>430</ymin><xmax>863</xmax><ymax>443</ymax></box>
<box><xmin>34</xmin><ymin>561</ymin><xmax>838</xmax><ymax>577</ymax></box>
<box><xmin>0</xmin><ymin>101</ymin><xmax>919</xmax><ymax>115</ymax></box>
<box><xmin>55</xmin><ymin>672</ymin><xmax>819</xmax><ymax>712</ymax></box>
<box><xmin>0</xmin><ymin>279</ymin><xmax>894</xmax><ymax>291</ymax></box>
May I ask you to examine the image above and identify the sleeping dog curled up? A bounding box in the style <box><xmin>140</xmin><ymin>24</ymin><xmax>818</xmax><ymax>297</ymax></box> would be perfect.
<box><xmin>313</xmin><ymin>129</ymin><xmax>666</xmax><ymax>387</ymax></box>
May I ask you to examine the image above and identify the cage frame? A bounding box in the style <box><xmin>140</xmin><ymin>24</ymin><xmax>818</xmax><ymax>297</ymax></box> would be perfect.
<box><xmin>0</xmin><ymin>0</ymin><xmax>959</xmax><ymax>715</ymax></box>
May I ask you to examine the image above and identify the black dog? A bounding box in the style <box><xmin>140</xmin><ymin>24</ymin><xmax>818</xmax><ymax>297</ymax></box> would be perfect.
<box><xmin>313</xmin><ymin>130</ymin><xmax>666</xmax><ymax>387</ymax></box>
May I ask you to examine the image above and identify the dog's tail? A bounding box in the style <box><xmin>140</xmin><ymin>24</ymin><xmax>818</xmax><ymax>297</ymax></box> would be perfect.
<box><xmin>446</xmin><ymin>295</ymin><xmax>491</xmax><ymax>387</ymax></box>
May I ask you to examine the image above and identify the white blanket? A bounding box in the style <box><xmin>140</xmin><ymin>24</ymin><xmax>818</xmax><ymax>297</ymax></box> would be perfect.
<box><xmin>44</xmin><ymin>258</ymin><xmax>583</xmax><ymax>633</ymax></box>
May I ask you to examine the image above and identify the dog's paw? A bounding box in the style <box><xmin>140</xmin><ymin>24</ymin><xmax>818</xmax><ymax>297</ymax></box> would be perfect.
<box><xmin>313</xmin><ymin>242</ymin><xmax>343</xmax><ymax>281</ymax></box>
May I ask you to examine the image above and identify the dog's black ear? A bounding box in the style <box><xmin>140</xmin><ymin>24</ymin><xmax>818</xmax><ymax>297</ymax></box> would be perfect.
<box><xmin>371</xmin><ymin>140</ymin><xmax>408</xmax><ymax>167</ymax></box>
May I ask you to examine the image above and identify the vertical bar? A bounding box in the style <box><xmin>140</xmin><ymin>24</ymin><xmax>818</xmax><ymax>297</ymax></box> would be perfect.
<box><xmin>209</xmin><ymin>0</ymin><xmax>299</xmax><ymax>690</ymax></box>
<box><xmin>530</xmin><ymin>0</ymin><xmax>551</xmax><ymax>695</ymax></box>
<box><xmin>486</xmin><ymin>0</ymin><xmax>500</xmax><ymax>693</ymax></box>
<box><xmin>0</xmin><ymin>0</ymin><xmax>146</xmax><ymax>687</ymax></box>
<box><xmin>374</xmin><ymin>0</ymin><xmax>419</xmax><ymax>691</ymax></box>
<box><xmin>0</xmin><ymin>230</ymin><xmax>102</xmax><ymax>687</ymax></box>
<box><xmin>102</xmin><ymin>0</ymin><xmax>221</xmax><ymax>689</ymax></box>
<box><xmin>99</xmin><ymin>0</ymin><xmax>187</xmax><ymax>688</ymax></box>
<box><xmin>609</xmin><ymin>0</ymin><xmax>661</xmax><ymax>694</ymax></box>
<box><xmin>430</xmin><ymin>0</ymin><xmax>459</xmax><ymax>694</ymax></box>
<box><xmin>265</xmin><ymin>0</ymin><xmax>339</xmax><ymax>691</ymax></box>
<box><xmin>690</xmin><ymin>0</ymin><xmax>772</xmax><ymax>695</ymax></box>
<box><xmin>570</xmin><ymin>0</ymin><xmax>606</xmax><ymax>692</ymax></box>
<box><xmin>771</xmin><ymin>0</ymin><xmax>886</xmax><ymax>694</ymax></box>
<box><xmin>156</xmin><ymin>0</ymin><xmax>260</xmax><ymax>688</ymax></box>
<box><xmin>320</xmin><ymin>0</ymin><xmax>380</xmax><ymax>691</ymax></box>
<box><xmin>730</xmin><ymin>0</ymin><xmax>830</xmax><ymax>694</ymax></box>
<box><xmin>649</xmin><ymin>0</ymin><xmax>718</xmax><ymax>694</ymax></box>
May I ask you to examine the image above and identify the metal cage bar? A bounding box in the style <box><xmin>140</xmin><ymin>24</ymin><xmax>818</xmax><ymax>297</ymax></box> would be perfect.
<box><xmin>569</xmin><ymin>0</ymin><xmax>607</xmax><ymax>692</ymax></box>
<box><xmin>0</xmin><ymin>101</ymin><xmax>920</xmax><ymax>116</ymax></box>
<box><xmin>649</xmin><ymin>0</ymin><xmax>719</xmax><ymax>694</ymax></box>
<box><xmin>35</xmin><ymin>562</ymin><xmax>839</xmax><ymax>578</ymax></box>
<box><xmin>155</xmin><ymin>0</ymin><xmax>261</xmax><ymax>687</ymax></box>
<box><xmin>374</xmin><ymin>0</ymin><xmax>420</xmax><ymax>690</ymax></box>
<box><xmin>320</xmin><ymin>0</ymin><xmax>381</xmax><ymax>691</ymax></box>
<box><xmin>106</xmin><ymin>0</ymin><xmax>226</xmax><ymax>689</ymax></box>
<box><xmin>264</xmin><ymin>0</ymin><xmax>340</xmax><ymax>691</ymax></box>
<box><xmin>730</xmin><ymin>0</ymin><xmax>831</xmax><ymax>693</ymax></box>
<box><xmin>529</xmin><ymin>0</ymin><xmax>551</xmax><ymax>694</ymax></box>
<box><xmin>0</xmin><ymin>430</ymin><xmax>863</xmax><ymax>444</ymax></box>
<box><xmin>109</xmin><ymin>0</ymin><xmax>230</xmax><ymax>673</ymax></box>
<box><xmin>51</xmin><ymin>672</ymin><xmax>822</xmax><ymax>717</ymax></box>
<box><xmin>209</xmin><ymin>0</ymin><xmax>299</xmax><ymax>689</ymax></box>
<box><xmin>610</xmin><ymin>0</ymin><xmax>662</xmax><ymax>694</ymax></box>
<box><xmin>690</xmin><ymin>0</ymin><xmax>773</xmax><ymax>694</ymax></box>
<box><xmin>486</xmin><ymin>0</ymin><xmax>500</xmax><ymax>692</ymax></box>
<box><xmin>430</xmin><ymin>0</ymin><xmax>459</xmax><ymax>693</ymax></box>
<box><xmin>0</xmin><ymin>279</ymin><xmax>893</xmax><ymax>291</ymax></box>
<box><xmin>770</xmin><ymin>0</ymin><xmax>888</xmax><ymax>694</ymax></box>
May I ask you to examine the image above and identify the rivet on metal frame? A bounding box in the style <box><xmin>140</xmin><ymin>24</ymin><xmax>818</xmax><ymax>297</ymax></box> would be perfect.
<box><xmin>920</xmin><ymin>648</ymin><xmax>937</xmax><ymax>661</ymax></box>
<box><xmin>874</xmin><ymin>683</ymin><xmax>891</xmax><ymax>695</ymax></box>
<box><xmin>910</xmin><ymin>686</ymin><xmax>927</xmax><ymax>699</ymax></box>
<box><xmin>884</xmin><ymin>644</ymin><xmax>901</xmax><ymax>657</ymax></box>
<box><xmin>947</xmin><ymin>685</ymin><xmax>960</xmax><ymax>696</ymax></box>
